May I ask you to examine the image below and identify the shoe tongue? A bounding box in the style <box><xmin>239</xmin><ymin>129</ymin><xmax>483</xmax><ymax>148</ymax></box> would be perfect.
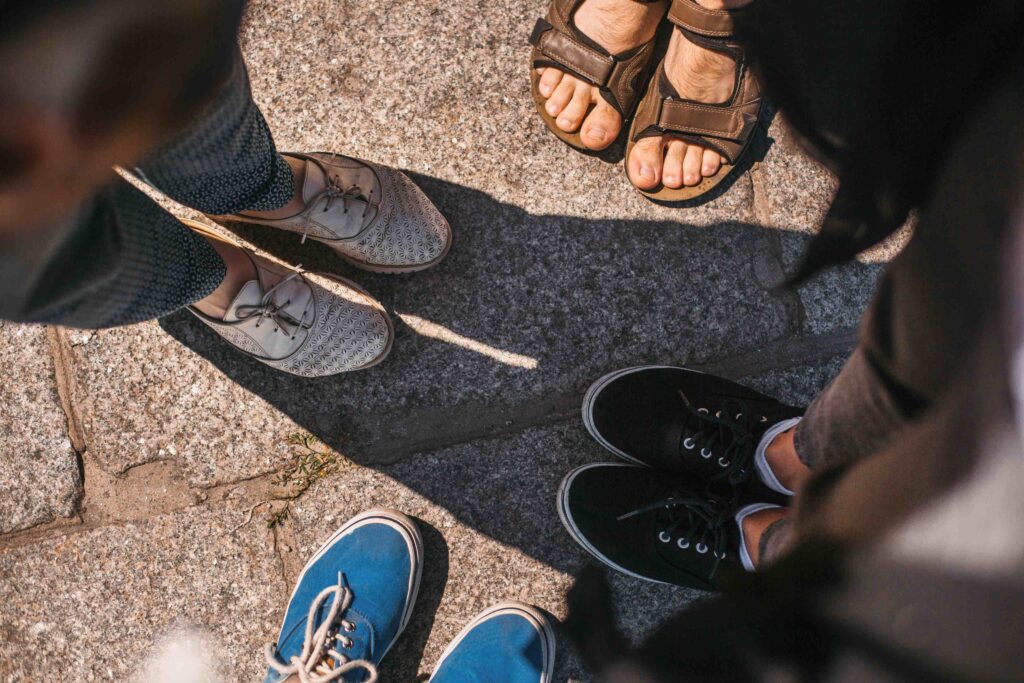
<box><xmin>219</xmin><ymin>275</ymin><xmax>314</xmax><ymax>360</ymax></box>
<box><xmin>222</xmin><ymin>280</ymin><xmax>264</xmax><ymax>322</ymax></box>
<box><xmin>302</xmin><ymin>159</ymin><xmax>329</xmax><ymax>204</ymax></box>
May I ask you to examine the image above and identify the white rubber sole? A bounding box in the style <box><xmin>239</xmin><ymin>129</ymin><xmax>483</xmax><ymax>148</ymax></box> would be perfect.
<box><xmin>274</xmin><ymin>508</ymin><xmax>424</xmax><ymax>663</ymax></box>
<box><xmin>428</xmin><ymin>601</ymin><xmax>556</xmax><ymax>683</ymax></box>
<box><xmin>581</xmin><ymin>365</ymin><xmax>706</xmax><ymax>466</ymax></box>
<box><xmin>556</xmin><ymin>462</ymin><xmax>675</xmax><ymax>586</ymax></box>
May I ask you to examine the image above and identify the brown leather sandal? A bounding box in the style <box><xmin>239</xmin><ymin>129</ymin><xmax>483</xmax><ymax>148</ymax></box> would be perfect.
<box><xmin>529</xmin><ymin>0</ymin><xmax>663</xmax><ymax>151</ymax></box>
<box><xmin>626</xmin><ymin>0</ymin><xmax>762</xmax><ymax>201</ymax></box>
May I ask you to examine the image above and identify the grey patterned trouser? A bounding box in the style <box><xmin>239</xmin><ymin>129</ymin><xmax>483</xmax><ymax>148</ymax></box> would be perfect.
<box><xmin>1</xmin><ymin>55</ymin><xmax>294</xmax><ymax>329</ymax></box>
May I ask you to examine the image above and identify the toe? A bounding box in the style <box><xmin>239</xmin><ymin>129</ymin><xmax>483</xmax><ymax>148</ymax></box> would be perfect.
<box><xmin>701</xmin><ymin>148</ymin><xmax>722</xmax><ymax>178</ymax></box>
<box><xmin>580</xmin><ymin>96</ymin><xmax>622</xmax><ymax>150</ymax></box>
<box><xmin>538</xmin><ymin>67</ymin><xmax>564</xmax><ymax>99</ymax></box>
<box><xmin>682</xmin><ymin>143</ymin><xmax>704</xmax><ymax>186</ymax></box>
<box><xmin>662</xmin><ymin>139</ymin><xmax>687</xmax><ymax>189</ymax></box>
<box><xmin>628</xmin><ymin>136</ymin><xmax>665</xmax><ymax>190</ymax></box>
<box><xmin>556</xmin><ymin>82</ymin><xmax>591</xmax><ymax>132</ymax></box>
<box><xmin>545</xmin><ymin>77</ymin><xmax>576</xmax><ymax>119</ymax></box>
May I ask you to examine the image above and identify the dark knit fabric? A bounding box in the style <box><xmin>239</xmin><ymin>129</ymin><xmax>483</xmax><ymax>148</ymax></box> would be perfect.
<box><xmin>4</xmin><ymin>52</ymin><xmax>293</xmax><ymax>329</ymax></box>
<box><xmin>135</xmin><ymin>54</ymin><xmax>294</xmax><ymax>215</ymax></box>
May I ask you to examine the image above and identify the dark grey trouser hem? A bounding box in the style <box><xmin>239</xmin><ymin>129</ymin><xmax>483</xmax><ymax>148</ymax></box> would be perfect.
<box><xmin>3</xmin><ymin>51</ymin><xmax>292</xmax><ymax>328</ymax></box>
<box><xmin>135</xmin><ymin>53</ymin><xmax>294</xmax><ymax>216</ymax></box>
<box><xmin>793</xmin><ymin>347</ymin><xmax>913</xmax><ymax>471</ymax></box>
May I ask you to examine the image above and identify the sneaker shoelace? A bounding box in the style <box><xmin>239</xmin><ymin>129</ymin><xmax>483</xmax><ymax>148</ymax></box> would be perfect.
<box><xmin>618</xmin><ymin>490</ymin><xmax>734</xmax><ymax>578</ymax></box>
<box><xmin>677</xmin><ymin>390</ymin><xmax>769</xmax><ymax>484</ymax></box>
<box><xmin>235</xmin><ymin>269</ymin><xmax>314</xmax><ymax>340</ymax></box>
<box><xmin>263</xmin><ymin>573</ymin><xmax>377</xmax><ymax>683</ymax></box>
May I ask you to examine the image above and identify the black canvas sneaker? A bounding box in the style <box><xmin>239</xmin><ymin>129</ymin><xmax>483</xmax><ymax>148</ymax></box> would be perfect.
<box><xmin>558</xmin><ymin>463</ymin><xmax>778</xmax><ymax>590</ymax></box>
<box><xmin>582</xmin><ymin>366</ymin><xmax>804</xmax><ymax>499</ymax></box>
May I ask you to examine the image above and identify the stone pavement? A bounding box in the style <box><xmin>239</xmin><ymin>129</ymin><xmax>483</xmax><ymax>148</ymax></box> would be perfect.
<box><xmin>0</xmin><ymin>0</ymin><xmax>904</xmax><ymax>680</ymax></box>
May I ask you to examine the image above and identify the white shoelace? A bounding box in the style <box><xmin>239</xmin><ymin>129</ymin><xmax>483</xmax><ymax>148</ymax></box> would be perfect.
<box><xmin>264</xmin><ymin>574</ymin><xmax>378</xmax><ymax>683</ymax></box>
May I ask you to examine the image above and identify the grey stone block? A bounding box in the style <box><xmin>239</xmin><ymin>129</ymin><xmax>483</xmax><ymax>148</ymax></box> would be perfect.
<box><xmin>741</xmin><ymin>355</ymin><xmax>848</xmax><ymax>407</ymax></box>
<box><xmin>753</xmin><ymin>114</ymin><xmax>838</xmax><ymax>234</ymax></box>
<box><xmin>779</xmin><ymin>232</ymin><xmax>883</xmax><ymax>336</ymax></box>
<box><xmin>0</xmin><ymin>323</ymin><xmax>81</xmax><ymax>534</ymax></box>
<box><xmin>65</xmin><ymin>324</ymin><xmax>300</xmax><ymax>487</ymax></box>
<box><xmin>0</xmin><ymin>505</ymin><xmax>285</xmax><ymax>682</ymax></box>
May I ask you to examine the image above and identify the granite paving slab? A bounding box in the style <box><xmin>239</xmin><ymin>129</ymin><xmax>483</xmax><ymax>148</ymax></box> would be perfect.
<box><xmin>239</xmin><ymin>0</ymin><xmax>756</xmax><ymax>226</ymax></box>
<box><xmin>0</xmin><ymin>323</ymin><xmax>81</xmax><ymax>534</ymax></box>
<box><xmin>0</xmin><ymin>505</ymin><xmax>284</xmax><ymax>682</ymax></box>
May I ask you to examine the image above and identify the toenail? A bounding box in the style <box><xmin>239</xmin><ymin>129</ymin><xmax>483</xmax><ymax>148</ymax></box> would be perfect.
<box><xmin>640</xmin><ymin>165</ymin><xmax>655</xmax><ymax>180</ymax></box>
<box><xmin>547</xmin><ymin>102</ymin><xmax>558</xmax><ymax>114</ymax></box>
<box><xmin>558</xmin><ymin>118</ymin><xmax>572</xmax><ymax>127</ymax></box>
<box><xmin>666</xmin><ymin>175</ymin><xmax>678</xmax><ymax>185</ymax></box>
<box><xmin>685</xmin><ymin>173</ymin><xmax>697</xmax><ymax>183</ymax></box>
<box><xmin>588</xmin><ymin>127</ymin><xmax>606</xmax><ymax>141</ymax></box>
<box><xmin>540</xmin><ymin>84</ymin><xmax>551</xmax><ymax>96</ymax></box>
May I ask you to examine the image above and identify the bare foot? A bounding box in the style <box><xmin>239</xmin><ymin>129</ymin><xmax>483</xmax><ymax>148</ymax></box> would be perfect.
<box><xmin>627</xmin><ymin>0</ymin><xmax>749</xmax><ymax>189</ymax></box>
<box><xmin>536</xmin><ymin>0</ymin><xmax>668</xmax><ymax>150</ymax></box>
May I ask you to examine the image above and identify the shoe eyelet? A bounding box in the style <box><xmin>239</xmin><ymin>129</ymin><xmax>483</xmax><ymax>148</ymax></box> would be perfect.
<box><xmin>701</xmin><ymin>447</ymin><xmax>712</xmax><ymax>459</ymax></box>
<box><xmin>697</xmin><ymin>407</ymin><xmax>709</xmax><ymax>414</ymax></box>
<box><xmin>696</xmin><ymin>543</ymin><xmax>709</xmax><ymax>554</ymax></box>
<box><xmin>677</xmin><ymin>538</ymin><xmax>690</xmax><ymax>549</ymax></box>
<box><xmin>735</xmin><ymin>413</ymin><xmax>743</xmax><ymax>420</ymax></box>
<box><xmin>683</xmin><ymin>437</ymin><xmax>696</xmax><ymax>450</ymax></box>
<box><xmin>718</xmin><ymin>457</ymin><xmax>730</xmax><ymax>468</ymax></box>
<box><xmin>715</xmin><ymin>410</ymin><xmax>722</xmax><ymax>418</ymax></box>
<box><xmin>658</xmin><ymin>531</ymin><xmax>671</xmax><ymax>543</ymax></box>
<box><xmin>760</xmin><ymin>416</ymin><xmax>769</xmax><ymax>423</ymax></box>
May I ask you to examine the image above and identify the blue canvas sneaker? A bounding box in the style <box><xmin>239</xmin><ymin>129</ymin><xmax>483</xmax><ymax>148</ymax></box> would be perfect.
<box><xmin>429</xmin><ymin>602</ymin><xmax>555</xmax><ymax>683</ymax></box>
<box><xmin>263</xmin><ymin>509</ymin><xmax>423</xmax><ymax>683</ymax></box>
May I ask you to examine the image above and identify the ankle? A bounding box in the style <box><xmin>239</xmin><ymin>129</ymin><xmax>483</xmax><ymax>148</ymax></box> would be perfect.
<box><xmin>191</xmin><ymin>233</ymin><xmax>256</xmax><ymax>319</ymax></box>
<box><xmin>575</xmin><ymin>0</ymin><xmax>667</xmax><ymax>53</ymax></box>
<box><xmin>240</xmin><ymin>155</ymin><xmax>307</xmax><ymax>220</ymax></box>
<box><xmin>764</xmin><ymin>428</ymin><xmax>811</xmax><ymax>493</ymax></box>
<box><xmin>665</xmin><ymin>29</ymin><xmax>737</xmax><ymax>103</ymax></box>
<box><xmin>740</xmin><ymin>507</ymin><xmax>789</xmax><ymax>568</ymax></box>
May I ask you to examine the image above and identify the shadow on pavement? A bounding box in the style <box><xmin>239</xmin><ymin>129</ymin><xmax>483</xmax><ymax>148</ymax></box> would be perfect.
<box><xmin>159</xmin><ymin>173</ymin><xmax>878</xmax><ymax>582</ymax></box>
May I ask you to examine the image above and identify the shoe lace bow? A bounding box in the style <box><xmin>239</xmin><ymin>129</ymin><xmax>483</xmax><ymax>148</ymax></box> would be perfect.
<box><xmin>264</xmin><ymin>573</ymin><xmax>377</xmax><ymax>683</ymax></box>
<box><xmin>234</xmin><ymin>269</ymin><xmax>314</xmax><ymax>340</ymax></box>
<box><xmin>298</xmin><ymin>174</ymin><xmax>372</xmax><ymax>245</ymax></box>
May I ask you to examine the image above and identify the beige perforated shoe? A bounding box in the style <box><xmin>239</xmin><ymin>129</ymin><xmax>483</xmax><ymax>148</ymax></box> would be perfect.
<box><xmin>185</xmin><ymin>223</ymin><xmax>393</xmax><ymax>377</ymax></box>
<box><xmin>210</xmin><ymin>152</ymin><xmax>452</xmax><ymax>273</ymax></box>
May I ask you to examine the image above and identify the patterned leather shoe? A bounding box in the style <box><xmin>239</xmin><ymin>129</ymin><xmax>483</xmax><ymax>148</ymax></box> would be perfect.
<box><xmin>211</xmin><ymin>152</ymin><xmax>452</xmax><ymax>273</ymax></box>
<box><xmin>186</xmin><ymin>224</ymin><xmax>393</xmax><ymax>377</ymax></box>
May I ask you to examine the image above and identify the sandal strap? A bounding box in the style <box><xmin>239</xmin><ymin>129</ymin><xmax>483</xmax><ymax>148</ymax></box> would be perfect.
<box><xmin>668</xmin><ymin>0</ymin><xmax>734</xmax><ymax>39</ymax></box>
<box><xmin>530</xmin><ymin>0</ymin><xmax>657</xmax><ymax>116</ymax></box>
<box><xmin>632</xmin><ymin>62</ymin><xmax>761</xmax><ymax>164</ymax></box>
<box><xmin>657</xmin><ymin>99</ymin><xmax>756</xmax><ymax>141</ymax></box>
<box><xmin>530</xmin><ymin>17</ymin><xmax>616</xmax><ymax>86</ymax></box>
